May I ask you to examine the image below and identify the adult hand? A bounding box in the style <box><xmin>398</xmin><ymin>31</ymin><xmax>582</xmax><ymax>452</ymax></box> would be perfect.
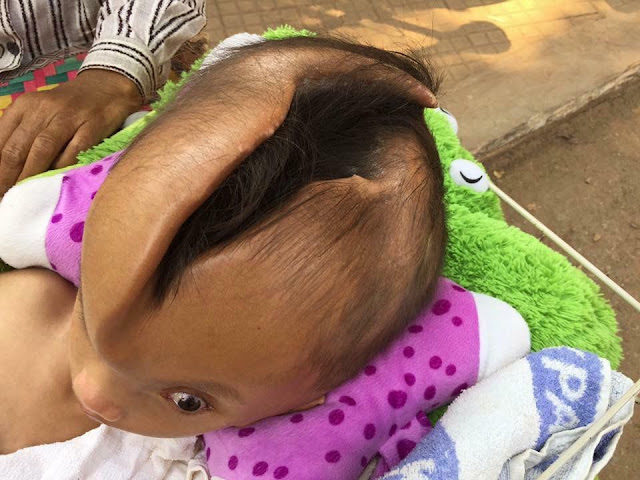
<box><xmin>0</xmin><ymin>69</ymin><xmax>142</xmax><ymax>196</ymax></box>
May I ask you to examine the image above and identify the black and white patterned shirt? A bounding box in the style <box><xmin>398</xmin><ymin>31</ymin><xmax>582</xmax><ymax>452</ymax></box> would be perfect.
<box><xmin>0</xmin><ymin>0</ymin><xmax>206</xmax><ymax>100</ymax></box>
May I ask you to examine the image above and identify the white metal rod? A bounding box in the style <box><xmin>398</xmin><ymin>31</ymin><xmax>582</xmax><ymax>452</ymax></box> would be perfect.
<box><xmin>488</xmin><ymin>181</ymin><xmax>640</xmax><ymax>477</ymax></box>
<box><xmin>489</xmin><ymin>181</ymin><xmax>640</xmax><ymax>313</ymax></box>
<box><xmin>536</xmin><ymin>377</ymin><xmax>640</xmax><ymax>480</ymax></box>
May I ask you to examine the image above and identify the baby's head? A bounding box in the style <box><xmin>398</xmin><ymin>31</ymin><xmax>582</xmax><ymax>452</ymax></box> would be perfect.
<box><xmin>69</xmin><ymin>38</ymin><xmax>445</xmax><ymax>438</ymax></box>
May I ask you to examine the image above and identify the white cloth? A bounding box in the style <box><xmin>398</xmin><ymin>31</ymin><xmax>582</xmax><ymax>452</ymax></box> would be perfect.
<box><xmin>380</xmin><ymin>347</ymin><xmax>635</xmax><ymax>480</ymax></box>
<box><xmin>199</xmin><ymin>33</ymin><xmax>265</xmax><ymax>70</ymax></box>
<box><xmin>0</xmin><ymin>425</ymin><xmax>209</xmax><ymax>480</ymax></box>
<box><xmin>498</xmin><ymin>371</ymin><xmax>634</xmax><ymax>480</ymax></box>
<box><xmin>0</xmin><ymin>172</ymin><xmax>61</xmax><ymax>270</ymax></box>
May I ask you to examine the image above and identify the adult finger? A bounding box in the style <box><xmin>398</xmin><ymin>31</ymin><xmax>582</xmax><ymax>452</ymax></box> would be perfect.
<box><xmin>54</xmin><ymin>122</ymin><xmax>103</xmax><ymax>169</ymax></box>
<box><xmin>0</xmin><ymin>110</ymin><xmax>23</xmax><ymax>192</ymax></box>
<box><xmin>0</xmin><ymin>123</ymin><xmax>40</xmax><ymax>195</ymax></box>
<box><xmin>18</xmin><ymin>121</ymin><xmax>77</xmax><ymax>181</ymax></box>
<box><xmin>0</xmin><ymin>108</ymin><xmax>22</xmax><ymax>153</ymax></box>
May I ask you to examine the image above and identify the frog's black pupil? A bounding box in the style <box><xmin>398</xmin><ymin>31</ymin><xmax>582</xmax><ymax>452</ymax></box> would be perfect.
<box><xmin>178</xmin><ymin>395</ymin><xmax>201</xmax><ymax>411</ymax></box>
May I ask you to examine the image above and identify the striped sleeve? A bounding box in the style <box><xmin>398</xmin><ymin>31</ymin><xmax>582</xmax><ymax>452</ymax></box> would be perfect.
<box><xmin>79</xmin><ymin>0</ymin><xmax>206</xmax><ymax>100</ymax></box>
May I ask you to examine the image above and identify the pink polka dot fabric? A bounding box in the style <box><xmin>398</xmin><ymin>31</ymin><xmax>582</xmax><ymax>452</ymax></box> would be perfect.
<box><xmin>203</xmin><ymin>278</ymin><xmax>480</xmax><ymax>479</ymax></box>
<box><xmin>45</xmin><ymin>151</ymin><xmax>124</xmax><ymax>286</ymax></box>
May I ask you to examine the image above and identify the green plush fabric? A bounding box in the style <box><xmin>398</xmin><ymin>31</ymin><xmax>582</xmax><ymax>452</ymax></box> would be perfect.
<box><xmin>425</xmin><ymin>108</ymin><xmax>621</xmax><ymax>367</ymax></box>
<box><xmin>1</xmin><ymin>26</ymin><xmax>622</xmax><ymax>369</ymax></box>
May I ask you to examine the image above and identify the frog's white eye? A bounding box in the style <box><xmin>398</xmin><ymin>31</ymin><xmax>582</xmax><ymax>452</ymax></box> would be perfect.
<box><xmin>436</xmin><ymin>107</ymin><xmax>458</xmax><ymax>134</ymax></box>
<box><xmin>449</xmin><ymin>159</ymin><xmax>489</xmax><ymax>193</ymax></box>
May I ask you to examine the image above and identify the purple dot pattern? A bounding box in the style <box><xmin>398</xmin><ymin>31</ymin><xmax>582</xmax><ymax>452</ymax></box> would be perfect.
<box><xmin>424</xmin><ymin>385</ymin><xmax>437</xmax><ymax>400</ymax></box>
<box><xmin>325</xmin><ymin>451</ymin><xmax>341</xmax><ymax>463</ymax></box>
<box><xmin>44</xmin><ymin>152</ymin><xmax>124</xmax><ymax>287</ymax></box>
<box><xmin>252</xmin><ymin>461</ymin><xmax>268</xmax><ymax>476</ymax></box>
<box><xmin>404</xmin><ymin>373</ymin><xmax>416</xmax><ymax>386</ymax></box>
<box><xmin>328</xmin><ymin>409</ymin><xmax>344</xmax><ymax>426</ymax></box>
<box><xmin>388</xmin><ymin>390</ymin><xmax>408</xmax><ymax>409</ymax></box>
<box><xmin>432</xmin><ymin>299</ymin><xmax>451</xmax><ymax>315</ymax></box>
<box><xmin>239</xmin><ymin>427</ymin><xmax>255</xmax><ymax>437</ymax></box>
<box><xmin>339</xmin><ymin>395</ymin><xmax>356</xmax><ymax>406</ymax></box>
<box><xmin>396</xmin><ymin>439</ymin><xmax>417</xmax><ymax>460</ymax></box>
<box><xmin>203</xmin><ymin>278</ymin><xmax>481</xmax><ymax>480</ymax></box>
<box><xmin>429</xmin><ymin>356</ymin><xmax>442</xmax><ymax>369</ymax></box>
<box><xmin>364</xmin><ymin>423</ymin><xmax>376</xmax><ymax>440</ymax></box>
<box><xmin>273</xmin><ymin>466</ymin><xmax>289</xmax><ymax>479</ymax></box>
<box><xmin>69</xmin><ymin>222</ymin><xmax>84</xmax><ymax>243</ymax></box>
<box><xmin>206</xmin><ymin>448</ymin><xmax>211</xmax><ymax>460</ymax></box>
<box><xmin>416</xmin><ymin>410</ymin><xmax>430</xmax><ymax>427</ymax></box>
<box><xmin>452</xmin><ymin>383</ymin><xmax>470</xmax><ymax>397</ymax></box>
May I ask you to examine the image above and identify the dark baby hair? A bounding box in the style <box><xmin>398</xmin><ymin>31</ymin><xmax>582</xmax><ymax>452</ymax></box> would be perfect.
<box><xmin>146</xmin><ymin>37</ymin><xmax>446</xmax><ymax>393</ymax></box>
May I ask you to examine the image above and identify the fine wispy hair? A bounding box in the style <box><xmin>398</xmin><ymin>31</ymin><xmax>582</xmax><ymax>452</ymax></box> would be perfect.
<box><xmin>127</xmin><ymin>36</ymin><xmax>446</xmax><ymax>393</ymax></box>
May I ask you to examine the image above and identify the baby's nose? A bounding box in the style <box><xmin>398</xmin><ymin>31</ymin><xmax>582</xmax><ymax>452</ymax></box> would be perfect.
<box><xmin>72</xmin><ymin>368</ymin><xmax>123</xmax><ymax>422</ymax></box>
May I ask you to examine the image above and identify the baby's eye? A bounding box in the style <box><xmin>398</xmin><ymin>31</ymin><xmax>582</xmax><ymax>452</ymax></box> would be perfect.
<box><xmin>168</xmin><ymin>392</ymin><xmax>208</xmax><ymax>413</ymax></box>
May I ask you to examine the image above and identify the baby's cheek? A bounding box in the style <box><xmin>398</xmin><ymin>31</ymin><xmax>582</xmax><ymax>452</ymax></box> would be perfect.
<box><xmin>240</xmin><ymin>368</ymin><xmax>324</xmax><ymax>424</ymax></box>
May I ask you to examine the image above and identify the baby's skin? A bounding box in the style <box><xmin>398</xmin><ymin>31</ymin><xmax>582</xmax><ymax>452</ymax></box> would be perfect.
<box><xmin>0</xmin><ymin>268</ymin><xmax>97</xmax><ymax>453</ymax></box>
<box><xmin>0</xmin><ymin>207</ymin><xmax>331</xmax><ymax>453</ymax></box>
<box><xmin>0</xmin><ymin>153</ymin><xmax>425</xmax><ymax>452</ymax></box>
<box><xmin>0</xmin><ymin>197</ymin><xmax>329</xmax><ymax>453</ymax></box>
<box><xmin>1</xmin><ymin>156</ymin><xmax>529</xmax><ymax>467</ymax></box>
<box><xmin>0</xmin><ymin>262</ymin><xmax>323</xmax><ymax>454</ymax></box>
<box><xmin>0</xmin><ymin>38</ymin><xmax>442</xmax><ymax>454</ymax></box>
<box><xmin>0</xmin><ymin>130</ymin><xmax>426</xmax><ymax>453</ymax></box>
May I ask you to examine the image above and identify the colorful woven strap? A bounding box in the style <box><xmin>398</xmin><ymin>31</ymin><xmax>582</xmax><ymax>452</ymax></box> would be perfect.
<box><xmin>0</xmin><ymin>53</ymin><xmax>86</xmax><ymax>115</ymax></box>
